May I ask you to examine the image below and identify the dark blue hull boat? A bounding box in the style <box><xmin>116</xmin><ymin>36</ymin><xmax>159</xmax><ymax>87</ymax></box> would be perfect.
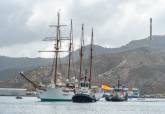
<box><xmin>72</xmin><ymin>93</ymin><xmax>96</xmax><ymax>103</ymax></box>
<box><xmin>105</xmin><ymin>95</ymin><xmax>128</xmax><ymax>102</ymax></box>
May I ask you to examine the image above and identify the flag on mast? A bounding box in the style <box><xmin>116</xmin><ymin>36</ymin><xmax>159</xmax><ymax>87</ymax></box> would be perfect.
<box><xmin>101</xmin><ymin>84</ymin><xmax>112</xmax><ymax>91</ymax></box>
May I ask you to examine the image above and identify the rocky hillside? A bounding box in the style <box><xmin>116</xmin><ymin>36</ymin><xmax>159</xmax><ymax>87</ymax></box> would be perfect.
<box><xmin>112</xmin><ymin>35</ymin><xmax>165</xmax><ymax>53</ymax></box>
<box><xmin>1</xmin><ymin>35</ymin><xmax>165</xmax><ymax>95</ymax></box>
<box><xmin>97</xmin><ymin>47</ymin><xmax>165</xmax><ymax>95</ymax></box>
<box><xmin>0</xmin><ymin>56</ymin><xmax>52</xmax><ymax>80</ymax></box>
<box><xmin>4</xmin><ymin>47</ymin><xmax>165</xmax><ymax>95</ymax></box>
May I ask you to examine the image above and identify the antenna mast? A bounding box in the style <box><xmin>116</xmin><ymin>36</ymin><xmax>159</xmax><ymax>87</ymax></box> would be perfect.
<box><xmin>150</xmin><ymin>18</ymin><xmax>152</xmax><ymax>40</ymax></box>
<box><xmin>149</xmin><ymin>18</ymin><xmax>152</xmax><ymax>48</ymax></box>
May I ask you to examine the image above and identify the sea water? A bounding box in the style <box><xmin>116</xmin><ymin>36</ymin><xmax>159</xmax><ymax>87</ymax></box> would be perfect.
<box><xmin>0</xmin><ymin>96</ymin><xmax>165</xmax><ymax>114</ymax></box>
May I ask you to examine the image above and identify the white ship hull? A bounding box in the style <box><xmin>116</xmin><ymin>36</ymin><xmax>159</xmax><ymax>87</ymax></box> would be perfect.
<box><xmin>37</xmin><ymin>86</ymin><xmax>74</xmax><ymax>101</ymax></box>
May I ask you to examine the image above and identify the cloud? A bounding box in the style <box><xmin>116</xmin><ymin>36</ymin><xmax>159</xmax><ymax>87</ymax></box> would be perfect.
<box><xmin>0</xmin><ymin>41</ymin><xmax>48</xmax><ymax>58</ymax></box>
<box><xmin>1</xmin><ymin>0</ymin><xmax>165</xmax><ymax>57</ymax></box>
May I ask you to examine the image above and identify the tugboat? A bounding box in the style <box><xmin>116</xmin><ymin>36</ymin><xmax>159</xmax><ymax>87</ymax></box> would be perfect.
<box><xmin>72</xmin><ymin>76</ymin><xmax>96</xmax><ymax>103</ymax></box>
<box><xmin>105</xmin><ymin>80</ymin><xmax>128</xmax><ymax>102</ymax></box>
<box><xmin>72</xmin><ymin>26</ymin><xmax>96</xmax><ymax>103</ymax></box>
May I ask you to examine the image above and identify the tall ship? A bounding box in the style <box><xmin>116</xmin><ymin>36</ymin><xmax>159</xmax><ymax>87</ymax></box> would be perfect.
<box><xmin>20</xmin><ymin>12</ymin><xmax>77</xmax><ymax>101</ymax></box>
<box><xmin>37</xmin><ymin>12</ymin><xmax>77</xmax><ymax>101</ymax></box>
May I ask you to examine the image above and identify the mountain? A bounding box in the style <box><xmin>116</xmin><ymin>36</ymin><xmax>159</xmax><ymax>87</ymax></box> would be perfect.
<box><xmin>1</xmin><ymin>35</ymin><xmax>165</xmax><ymax>95</ymax></box>
<box><xmin>10</xmin><ymin>47</ymin><xmax>165</xmax><ymax>95</ymax></box>
<box><xmin>63</xmin><ymin>45</ymin><xmax>112</xmax><ymax>61</ymax></box>
<box><xmin>0</xmin><ymin>56</ymin><xmax>52</xmax><ymax>80</ymax></box>
<box><xmin>124</xmin><ymin>35</ymin><xmax>165</xmax><ymax>49</ymax></box>
<box><xmin>66</xmin><ymin>35</ymin><xmax>165</xmax><ymax>61</ymax></box>
<box><xmin>114</xmin><ymin>35</ymin><xmax>165</xmax><ymax>53</ymax></box>
<box><xmin>0</xmin><ymin>44</ymin><xmax>116</xmax><ymax>81</ymax></box>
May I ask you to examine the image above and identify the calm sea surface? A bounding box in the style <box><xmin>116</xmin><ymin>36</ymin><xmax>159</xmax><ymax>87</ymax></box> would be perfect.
<box><xmin>0</xmin><ymin>96</ymin><xmax>165</xmax><ymax>114</ymax></box>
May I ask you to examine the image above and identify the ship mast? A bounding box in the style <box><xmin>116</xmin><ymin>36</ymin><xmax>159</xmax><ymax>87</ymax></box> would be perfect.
<box><xmin>53</xmin><ymin>12</ymin><xmax>60</xmax><ymax>84</ymax></box>
<box><xmin>67</xmin><ymin>19</ymin><xmax>73</xmax><ymax>81</ymax></box>
<box><xmin>40</xmin><ymin>12</ymin><xmax>70</xmax><ymax>86</ymax></box>
<box><xmin>89</xmin><ymin>28</ymin><xmax>93</xmax><ymax>88</ymax></box>
<box><xmin>79</xmin><ymin>24</ymin><xmax>84</xmax><ymax>82</ymax></box>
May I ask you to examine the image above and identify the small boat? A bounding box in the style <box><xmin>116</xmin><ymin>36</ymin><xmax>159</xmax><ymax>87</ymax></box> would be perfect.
<box><xmin>105</xmin><ymin>80</ymin><xmax>128</xmax><ymax>102</ymax></box>
<box><xmin>16</xmin><ymin>96</ymin><xmax>22</xmax><ymax>99</ymax></box>
<box><xmin>105</xmin><ymin>88</ymin><xmax>128</xmax><ymax>101</ymax></box>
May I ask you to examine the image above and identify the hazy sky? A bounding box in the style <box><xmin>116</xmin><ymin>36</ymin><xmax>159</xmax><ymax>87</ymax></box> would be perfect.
<box><xmin>0</xmin><ymin>0</ymin><xmax>165</xmax><ymax>58</ymax></box>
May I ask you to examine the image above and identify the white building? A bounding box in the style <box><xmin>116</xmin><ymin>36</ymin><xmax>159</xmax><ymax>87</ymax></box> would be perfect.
<box><xmin>124</xmin><ymin>88</ymin><xmax>140</xmax><ymax>98</ymax></box>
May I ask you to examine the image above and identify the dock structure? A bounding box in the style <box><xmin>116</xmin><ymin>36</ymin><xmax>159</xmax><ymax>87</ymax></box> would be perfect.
<box><xmin>0</xmin><ymin>88</ymin><xmax>26</xmax><ymax>96</ymax></box>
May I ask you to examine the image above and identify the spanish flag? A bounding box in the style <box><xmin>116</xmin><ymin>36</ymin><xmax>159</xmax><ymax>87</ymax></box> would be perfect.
<box><xmin>101</xmin><ymin>84</ymin><xmax>111</xmax><ymax>91</ymax></box>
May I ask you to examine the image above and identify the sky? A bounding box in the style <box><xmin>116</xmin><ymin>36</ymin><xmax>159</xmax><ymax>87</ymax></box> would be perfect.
<box><xmin>1</xmin><ymin>0</ymin><xmax>165</xmax><ymax>58</ymax></box>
